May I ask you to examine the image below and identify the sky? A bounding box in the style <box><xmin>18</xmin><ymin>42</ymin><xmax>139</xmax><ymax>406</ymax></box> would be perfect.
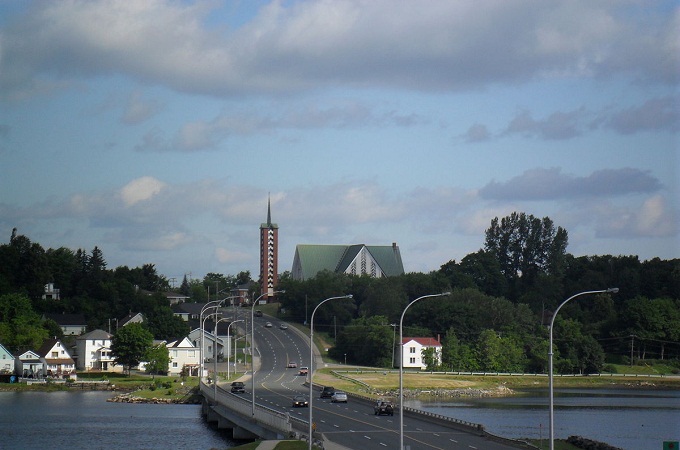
<box><xmin>0</xmin><ymin>0</ymin><xmax>678</xmax><ymax>285</ymax></box>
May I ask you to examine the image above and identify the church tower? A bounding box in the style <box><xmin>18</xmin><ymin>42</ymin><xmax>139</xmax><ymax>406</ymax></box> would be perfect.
<box><xmin>259</xmin><ymin>195</ymin><xmax>279</xmax><ymax>300</ymax></box>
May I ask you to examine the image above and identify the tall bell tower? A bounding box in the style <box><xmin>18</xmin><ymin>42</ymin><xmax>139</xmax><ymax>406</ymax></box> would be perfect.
<box><xmin>259</xmin><ymin>195</ymin><xmax>278</xmax><ymax>300</ymax></box>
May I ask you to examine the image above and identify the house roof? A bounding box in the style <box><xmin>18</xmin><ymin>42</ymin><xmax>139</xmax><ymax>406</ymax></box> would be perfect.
<box><xmin>36</xmin><ymin>339</ymin><xmax>74</xmax><ymax>362</ymax></box>
<box><xmin>119</xmin><ymin>312</ymin><xmax>144</xmax><ymax>327</ymax></box>
<box><xmin>403</xmin><ymin>337</ymin><xmax>441</xmax><ymax>347</ymax></box>
<box><xmin>43</xmin><ymin>313</ymin><xmax>86</xmax><ymax>326</ymax></box>
<box><xmin>293</xmin><ymin>243</ymin><xmax>405</xmax><ymax>280</ymax></box>
<box><xmin>77</xmin><ymin>329</ymin><xmax>112</xmax><ymax>340</ymax></box>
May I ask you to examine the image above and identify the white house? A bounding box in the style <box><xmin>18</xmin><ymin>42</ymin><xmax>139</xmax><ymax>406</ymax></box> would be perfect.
<box><xmin>75</xmin><ymin>329</ymin><xmax>121</xmax><ymax>373</ymax></box>
<box><xmin>15</xmin><ymin>350</ymin><xmax>43</xmax><ymax>378</ymax></box>
<box><xmin>165</xmin><ymin>337</ymin><xmax>199</xmax><ymax>376</ymax></box>
<box><xmin>188</xmin><ymin>327</ymin><xmax>226</xmax><ymax>365</ymax></box>
<box><xmin>399</xmin><ymin>337</ymin><xmax>442</xmax><ymax>369</ymax></box>
<box><xmin>0</xmin><ymin>343</ymin><xmax>14</xmax><ymax>374</ymax></box>
<box><xmin>37</xmin><ymin>338</ymin><xmax>76</xmax><ymax>379</ymax></box>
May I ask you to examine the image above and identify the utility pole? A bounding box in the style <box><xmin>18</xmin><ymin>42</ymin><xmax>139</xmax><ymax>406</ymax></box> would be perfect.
<box><xmin>630</xmin><ymin>335</ymin><xmax>635</xmax><ymax>366</ymax></box>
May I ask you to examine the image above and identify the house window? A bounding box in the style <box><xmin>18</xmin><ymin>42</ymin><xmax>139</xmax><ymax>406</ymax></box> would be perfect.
<box><xmin>409</xmin><ymin>357</ymin><xmax>416</xmax><ymax>364</ymax></box>
<box><xmin>57</xmin><ymin>342</ymin><xmax>61</xmax><ymax>347</ymax></box>
<box><xmin>409</xmin><ymin>347</ymin><xmax>416</xmax><ymax>354</ymax></box>
<box><xmin>172</xmin><ymin>362</ymin><xmax>178</xmax><ymax>368</ymax></box>
<box><xmin>51</xmin><ymin>351</ymin><xmax>59</xmax><ymax>358</ymax></box>
<box><xmin>92</xmin><ymin>340</ymin><xmax>96</xmax><ymax>345</ymax></box>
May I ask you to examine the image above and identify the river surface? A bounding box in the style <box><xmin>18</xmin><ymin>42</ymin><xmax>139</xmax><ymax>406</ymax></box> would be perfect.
<box><xmin>0</xmin><ymin>390</ymin><xmax>238</xmax><ymax>449</ymax></box>
<box><xmin>404</xmin><ymin>388</ymin><xmax>680</xmax><ymax>450</ymax></box>
<box><xmin>2</xmin><ymin>388</ymin><xmax>678</xmax><ymax>450</ymax></box>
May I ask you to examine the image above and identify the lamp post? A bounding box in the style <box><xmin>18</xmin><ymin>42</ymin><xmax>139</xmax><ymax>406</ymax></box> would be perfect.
<box><xmin>200</xmin><ymin>300</ymin><xmax>223</xmax><ymax>379</ymax></box>
<box><xmin>251</xmin><ymin>290</ymin><xmax>285</xmax><ymax>416</ymax></box>
<box><xmin>200</xmin><ymin>296</ymin><xmax>239</xmax><ymax>379</ymax></box>
<box><xmin>390</xmin><ymin>323</ymin><xmax>397</xmax><ymax>368</ymax></box>
<box><xmin>226</xmin><ymin>319</ymin><xmax>244</xmax><ymax>379</ymax></box>
<box><xmin>399</xmin><ymin>292</ymin><xmax>450</xmax><ymax>450</ymax></box>
<box><xmin>212</xmin><ymin>317</ymin><xmax>244</xmax><ymax>400</ymax></box>
<box><xmin>548</xmin><ymin>288</ymin><xmax>618</xmax><ymax>450</ymax></box>
<box><xmin>308</xmin><ymin>294</ymin><xmax>353</xmax><ymax>450</ymax></box>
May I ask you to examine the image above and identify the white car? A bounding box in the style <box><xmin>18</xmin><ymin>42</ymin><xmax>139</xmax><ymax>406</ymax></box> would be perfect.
<box><xmin>265</xmin><ymin>322</ymin><xmax>272</xmax><ymax>327</ymax></box>
<box><xmin>331</xmin><ymin>391</ymin><xmax>348</xmax><ymax>403</ymax></box>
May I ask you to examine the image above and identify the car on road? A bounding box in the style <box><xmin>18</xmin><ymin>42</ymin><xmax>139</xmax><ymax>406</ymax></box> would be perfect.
<box><xmin>287</xmin><ymin>361</ymin><xmax>297</xmax><ymax>368</ymax></box>
<box><xmin>320</xmin><ymin>386</ymin><xmax>335</xmax><ymax>399</ymax></box>
<box><xmin>298</xmin><ymin>367</ymin><xmax>308</xmax><ymax>376</ymax></box>
<box><xmin>292</xmin><ymin>395</ymin><xmax>309</xmax><ymax>407</ymax></box>
<box><xmin>331</xmin><ymin>391</ymin><xmax>348</xmax><ymax>403</ymax></box>
<box><xmin>254</xmin><ymin>310</ymin><xmax>263</xmax><ymax>317</ymax></box>
<box><xmin>279</xmin><ymin>323</ymin><xmax>288</xmax><ymax>330</ymax></box>
<box><xmin>230</xmin><ymin>382</ymin><xmax>245</xmax><ymax>394</ymax></box>
<box><xmin>265</xmin><ymin>321</ymin><xmax>272</xmax><ymax>327</ymax></box>
<box><xmin>374</xmin><ymin>400</ymin><xmax>394</xmax><ymax>416</ymax></box>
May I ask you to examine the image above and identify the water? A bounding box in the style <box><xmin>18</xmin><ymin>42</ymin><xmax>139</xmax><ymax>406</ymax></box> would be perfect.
<box><xmin>0</xmin><ymin>391</ymin><xmax>238</xmax><ymax>450</ymax></box>
<box><xmin>405</xmin><ymin>388</ymin><xmax>680</xmax><ymax>450</ymax></box>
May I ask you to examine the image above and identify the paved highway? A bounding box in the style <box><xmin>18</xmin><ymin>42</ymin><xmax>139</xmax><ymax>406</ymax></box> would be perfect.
<box><xmin>238</xmin><ymin>313</ymin><xmax>528</xmax><ymax>450</ymax></box>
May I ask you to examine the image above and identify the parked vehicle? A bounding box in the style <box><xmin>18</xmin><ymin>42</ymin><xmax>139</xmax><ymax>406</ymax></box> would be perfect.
<box><xmin>292</xmin><ymin>395</ymin><xmax>309</xmax><ymax>407</ymax></box>
<box><xmin>374</xmin><ymin>400</ymin><xmax>394</xmax><ymax>416</ymax></box>
<box><xmin>320</xmin><ymin>386</ymin><xmax>335</xmax><ymax>399</ymax></box>
<box><xmin>298</xmin><ymin>367</ymin><xmax>308</xmax><ymax>376</ymax></box>
<box><xmin>331</xmin><ymin>391</ymin><xmax>348</xmax><ymax>403</ymax></box>
<box><xmin>230</xmin><ymin>382</ymin><xmax>245</xmax><ymax>393</ymax></box>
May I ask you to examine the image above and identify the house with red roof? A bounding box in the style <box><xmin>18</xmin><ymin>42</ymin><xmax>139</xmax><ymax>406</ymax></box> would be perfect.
<box><xmin>399</xmin><ymin>337</ymin><xmax>442</xmax><ymax>369</ymax></box>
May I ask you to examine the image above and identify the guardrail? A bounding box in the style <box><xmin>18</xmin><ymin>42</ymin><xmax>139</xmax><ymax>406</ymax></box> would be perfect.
<box><xmin>200</xmin><ymin>381</ymin><xmax>291</xmax><ymax>435</ymax></box>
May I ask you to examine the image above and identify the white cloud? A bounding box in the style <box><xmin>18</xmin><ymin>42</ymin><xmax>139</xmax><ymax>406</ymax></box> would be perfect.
<box><xmin>120</xmin><ymin>176</ymin><xmax>167</xmax><ymax>206</ymax></box>
<box><xmin>1</xmin><ymin>0</ymin><xmax>676</xmax><ymax>100</ymax></box>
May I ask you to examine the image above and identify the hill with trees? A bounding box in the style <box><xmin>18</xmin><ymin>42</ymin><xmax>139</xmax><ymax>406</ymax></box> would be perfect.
<box><xmin>1</xmin><ymin>212</ymin><xmax>678</xmax><ymax>375</ymax></box>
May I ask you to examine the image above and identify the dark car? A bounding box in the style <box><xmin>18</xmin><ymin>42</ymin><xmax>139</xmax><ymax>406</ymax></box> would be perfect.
<box><xmin>292</xmin><ymin>395</ymin><xmax>308</xmax><ymax>407</ymax></box>
<box><xmin>254</xmin><ymin>310</ymin><xmax>263</xmax><ymax>317</ymax></box>
<box><xmin>320</xmin><ymin>386</ymin><xmax>335</xmax><ymax>399</ymax></box>
<box><xmin>230</xmin><ymin>381</ymin><xmax>245</xmax><ymax>393</ymax></box>
<box><xmin>374</xmin><ymin>400</ymin><xmax>394</xmax><ymax>416</ymax></box>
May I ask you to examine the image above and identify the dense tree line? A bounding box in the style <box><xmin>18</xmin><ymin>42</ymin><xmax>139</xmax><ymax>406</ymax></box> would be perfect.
<box><xmin>0</xmin><ymin>230</ymin><xmax>254</xmax><ymax>351</ymax></box>
<box><xmin>278</xmin><ymin>213</ymin><xmax>680</xmax><ymax>373</ymax></box>
<box><xmin>1</xmin><ymin>212</ymin><xmax>679</xmax><ymax>374</ymax></box>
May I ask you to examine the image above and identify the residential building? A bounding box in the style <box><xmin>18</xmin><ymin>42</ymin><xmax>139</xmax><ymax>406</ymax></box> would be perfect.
<box><xmin>260</xmin><ymin>196</ymin><xmax>279</xmax><ymax>300</ymax></box>
<box><xmin>165</xmin><ymin>337</ymin><xmax>199</xmax><ymax>376</ymax></box>
<box><xmin>291</xmin><ymin>243</ymin><xmax>405</xmax><ymax>281</ymax></box>
<box><xmin>399</xmin><ymin>337</ymin><xmax>442</xmax><ymax>370</ymax></box>
<box><xmin>42</xmin><ymin>313</ymin><xmax>87</xmax><ymax>336</ymax></box>
<box><xmin>15</xmin><ymin>350</ymin><xmax>44</xmax><ymax>378</ymax></box>
<box><xmin>42</xmin><ymin>283</ymin><xmax>60</xmax><ymax>300</ymax></box>
<box><xmin>119</xmin><ymin>312</ymin><xmax>144</xmax><ymax>328</ymax></box>
<box><xmin>74</xmin><ymin>329</ymin><xmax>120</xmax><ymax>372</ymax></box>
<box><xmin>0</xmin><ymin>343</ymin><xmax>14</xmax><ymax>374</ymax></box>
<box><xmin>37</xmin><ymin>338</ymin><xmax>76</xmax><ymax>378</ymax></box>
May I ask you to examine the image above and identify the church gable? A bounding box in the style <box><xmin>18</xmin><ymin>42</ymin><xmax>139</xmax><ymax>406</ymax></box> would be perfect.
<box><xmin>340</xmin><ymin>245</ymin><xmax>384</xmax><ymax>277</ymax></box>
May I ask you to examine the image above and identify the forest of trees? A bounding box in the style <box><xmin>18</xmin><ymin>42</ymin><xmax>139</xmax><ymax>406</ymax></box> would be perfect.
<box><xmin>1</xmin><ymin>212</ymin><xmax>679</xmax><ymax>375</ymax></box>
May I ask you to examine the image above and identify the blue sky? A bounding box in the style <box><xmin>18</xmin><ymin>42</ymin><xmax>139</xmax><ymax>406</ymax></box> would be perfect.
<box><xmin>0</xmin><ymin>0</ymin><xmax>678</xmax><ymax>284</ymax></box>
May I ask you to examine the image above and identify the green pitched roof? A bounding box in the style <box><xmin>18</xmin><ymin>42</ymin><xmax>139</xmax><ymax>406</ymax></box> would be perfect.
<box><xmin>292</xmin><ymin>243</ymin><xmax>404</xmax><ymax>280</ymax></box>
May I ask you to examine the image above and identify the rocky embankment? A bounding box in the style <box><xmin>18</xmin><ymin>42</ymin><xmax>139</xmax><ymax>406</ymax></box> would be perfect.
<box><xmin>371</xmin><ymin>384</ymin><xmax>514</xmax><ymax>399</ymax></box>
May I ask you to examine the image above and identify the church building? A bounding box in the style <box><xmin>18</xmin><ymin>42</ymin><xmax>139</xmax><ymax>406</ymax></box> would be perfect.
<box><xmin>291</xmin><ymin>243</ymin><xmax>404</xmax><ymax>281</ymax></box>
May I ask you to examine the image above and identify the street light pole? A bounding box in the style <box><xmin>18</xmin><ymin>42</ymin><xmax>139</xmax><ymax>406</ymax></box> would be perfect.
<box><xmin>308</xmin><ymin>294</ymin><xmax>353</xmax><ymax>450</ymax></box>
<box><xmin>548</xmin><ymin>288</ymin><xmax>618</xmax><ymax>450</ymax></box>
<box><xmin>251</xmin><ymin>290</ymin><xmax>285</xmax><ymax>416</ymax></box>
<box><xmin>200</xmin><ymin>300</ymin><xmax>222</xmax><ymax>379</ymax></box>
<box><xmin>399</xmin><ymin>292</ymin><xmax>450</xmax><ymax>450</ymax></box>
<box><xmin>200</xmin><ymin>296</ymin><xmax>239</xmax><ymax>379</ymax></box>
<box><xmin>226</xmin><ymin>319</ymin><xmax>244</xmax><ymax>379</ymax></box>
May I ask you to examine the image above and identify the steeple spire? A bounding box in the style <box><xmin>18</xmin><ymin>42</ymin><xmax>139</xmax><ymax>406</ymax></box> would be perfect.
<box><xmin>267</xmin><ymin>193</ymin><xmax>272</xmax><ymax>226</ymax></box>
